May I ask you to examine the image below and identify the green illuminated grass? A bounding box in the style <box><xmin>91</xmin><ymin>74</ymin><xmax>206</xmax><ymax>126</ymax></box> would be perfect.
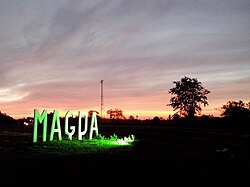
<box><xmin>28</xmin><ymin>133</ymin><xmax>135</xmax><ymax>158</ymax></box>
<box><xmin>0</xmin><ymin>128</ymin><xmax>136</xmax><ymax>159</ymax></box>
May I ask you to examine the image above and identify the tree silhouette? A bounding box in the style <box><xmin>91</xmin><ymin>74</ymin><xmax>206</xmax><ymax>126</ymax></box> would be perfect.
<box><xmin>129</xmin><ymin>115</ymin><xmax>135</xmax><ymax>120</ymax></box>
<box><xmin>88</xmin><ymin>110</ymin><xmax>99</xmax><ymax>118</ymax></box>
<box><xmin>152</xmin><ymin>116</ymin><xmax>161</xmax><ymax>122</ymax></box>
<box><xmin>167</xmin><ymin>76</ymin><xmax>210</xmax><ymax>119</ymax></box>
<box><xmin>221</xmin><ymin>100</ymin><xmax>250</xmax><ymax>121</ymax></box>
<box><xmin>107</xmin><ymin>108</ymin><xmax>126</xmax><ymax>120</ymax></box>
<box><xmin>0</xmin><ymin>111</ymin><xmax>17</xmax><ymax>125</ymax></box>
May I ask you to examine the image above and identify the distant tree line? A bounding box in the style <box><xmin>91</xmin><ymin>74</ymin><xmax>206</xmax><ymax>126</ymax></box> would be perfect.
<box><xmin>1</xmin><ymin>76</ymin><xmax>249</xmax><ymax>128</ymax></box>
<box><xmin>0</xmin><ymin>111</ymin><xmax>17</xmax><ymax>125</ymax></box>
<box><xmin>107</xmin><ymin>108</ymin><xmax>126</xmax><ymax>120</ymax></box>
<box><xmin>221</xmin><ymin>100</ymin><xmax>250</xmax><ymax>123</ymax></box>
<box><xmin>166</xmin><ymin>76</ymin><xmax>250</xmax><ymax>126</ymax></box>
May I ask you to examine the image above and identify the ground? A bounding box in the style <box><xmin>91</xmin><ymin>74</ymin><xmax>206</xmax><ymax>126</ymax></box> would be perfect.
<box><xmin>0</xmin><ymin>122</ymin><xmax>250</xmax><ymax>185</ymax></box>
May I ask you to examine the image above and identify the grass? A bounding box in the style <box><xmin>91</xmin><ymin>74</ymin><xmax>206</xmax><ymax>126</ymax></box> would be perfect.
<box><xmin>0</xmin><ymin>122</ymin><xmax>250</xmax><ymax>185</ymax></box>
<box><xmin>0</xmin><ymin>128</ymin><xmax>135</xmax><ymax>159</ymax></box>
<box><xmin>31</xmin><ymin>133</ymin><xmax>135</xmax><ymax>157</ymax></box>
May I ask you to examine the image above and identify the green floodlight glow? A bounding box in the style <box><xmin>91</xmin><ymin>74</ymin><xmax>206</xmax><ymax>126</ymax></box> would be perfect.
<box><xmin>31</xmin><ymin>109</ymin><xmax>136</xmax><ymax>157</ymax></box>
<box><xmin>114</xmin><ymin>135</ymin><xmax>135</xmax><ymax>145</ymax></box>
<box><xmin>95</xmin><ymin>134</ymin><xmax>135</xmax><ymax>146</ymax></box>
<box><xmin>30</xmin><ymin>134</ymin><xmax>136</xmax><ymax>157</ymax></box>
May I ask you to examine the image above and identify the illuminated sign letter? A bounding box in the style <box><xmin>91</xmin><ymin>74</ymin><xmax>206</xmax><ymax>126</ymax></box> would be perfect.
<box><xmin>89</xmin><ymin>112</ymin><xmax>98</xmax><ymax>139</ymax></box>
<box><xmin>65</xmin><ymin>111</ymin><xmax>76</xmax><ymax>140</ymax></box>
<box><xmin>50</xmin><ymin>110</ymin><xmax>62</xmax><ymax>141</ymax></box>
<box><xmin>78</xmin><ymin>111</ymin><xmax>88</xmax><ymax>140</ymax></box>
<box><xmin>33</xmin><ymin>109</ymin><xmax>47</xmax><ymax>143</ymax></box>
<box><xmin>33</xmin><ymin>109</ymin><xmax>100</xmax><ymax>142</ymax></box>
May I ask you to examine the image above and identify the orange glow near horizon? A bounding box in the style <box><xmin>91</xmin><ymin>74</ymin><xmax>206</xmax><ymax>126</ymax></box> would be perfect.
<box><xmin>2</xmin><ymin>104</ymin><xmax>222</xmax><ymax>120</ymax></box>
<box><xmin>0</xmin><ymin>85</ymin><xmax>247</xmax><ymax>121</ymax></box>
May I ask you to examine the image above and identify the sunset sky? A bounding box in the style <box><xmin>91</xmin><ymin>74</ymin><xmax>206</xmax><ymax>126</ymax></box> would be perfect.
<box><xmin>0</xmin><ymin>0</ymin><xmax>250</xmax><ymax>120</ymax></box>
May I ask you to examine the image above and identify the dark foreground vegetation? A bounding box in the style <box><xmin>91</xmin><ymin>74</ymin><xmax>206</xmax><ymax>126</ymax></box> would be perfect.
<box><xmin>0</xmin><ymin>117</ymin><xmax>250</xmax><ymax>186</ymax></box>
